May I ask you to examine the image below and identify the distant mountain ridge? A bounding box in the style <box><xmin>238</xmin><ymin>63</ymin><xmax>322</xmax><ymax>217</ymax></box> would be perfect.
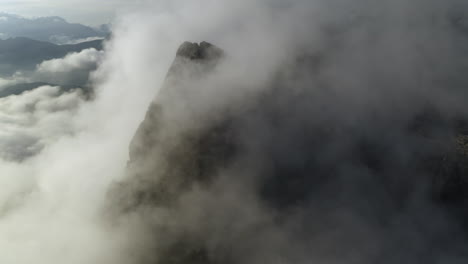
<box><xmin>0</xmin><ymin>37</ymin><xmax>103</xmax><ymax>76</ymax></box>
<box><xmin>0</xmin><ymin>13</ymin><xmax>108</xmax><ymax>44</ymax></box>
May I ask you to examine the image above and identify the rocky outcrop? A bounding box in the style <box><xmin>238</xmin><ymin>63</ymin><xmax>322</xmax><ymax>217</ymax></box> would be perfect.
<box><xmin>175</xmin><ymin>41</ymin><xmax>223</xmax><ymax>60</ymax></box>
<box><xmin>107</xmin><ymin>41</ymin><xmax>234</xmax><ymax>264</ymax></box>
<box><xmin>110</xmin><ymin>42</ymin><xmax>226</xmax><ymax>213</ymax></box>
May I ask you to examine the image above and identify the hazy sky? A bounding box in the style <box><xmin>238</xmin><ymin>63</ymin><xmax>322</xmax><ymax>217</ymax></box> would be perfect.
<box><xmin>0</xmin><ymin>0</ymin><xmax>141</xmax><ymax>26</ymax></box>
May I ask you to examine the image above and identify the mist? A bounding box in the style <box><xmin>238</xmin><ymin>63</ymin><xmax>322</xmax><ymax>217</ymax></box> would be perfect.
<box><xmin>1</xmin><ymin>0</ymin><xmax>468</xmax><ymax>264</ymax></box>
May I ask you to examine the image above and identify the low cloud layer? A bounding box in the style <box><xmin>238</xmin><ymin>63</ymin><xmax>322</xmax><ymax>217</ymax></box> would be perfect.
<box><xmin>0</xmin><ymin>85</ymin><xmax>83</xmax><ymax>161</ymax></box>
<box><xmin>33</xmin><ymin>48</ymin><xmax>104</xmax><ymax>86</ymax></box>
<box><xmin>0</xmin><ymin>47</ymin><xmax>105</xmax><ymax>162</ymax></box>
<box><xmin>0</xmin><ymin>2</ymin><xmax>165</xmax><ymax>262</ymax></box>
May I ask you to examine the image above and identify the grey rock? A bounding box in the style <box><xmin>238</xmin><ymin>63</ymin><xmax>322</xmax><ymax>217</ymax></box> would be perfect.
<box><xmin>176</xmin><ymin>41</ymin><xmax>223</xmax><ymax>60</ymax></box>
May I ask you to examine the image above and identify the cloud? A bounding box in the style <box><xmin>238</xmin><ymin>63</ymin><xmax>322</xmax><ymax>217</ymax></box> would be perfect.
<box><xmin>0</xmin><ymin>2</ymin><xmax>164</xmax><ymax>263</ymax></box>
<box><xmin>0</xmin><ymin>77</ymin><xmax>20</xmax><ymax>90</ymax></box>
<box><xmin>0</xmin><ymin>85</ymin><xmax>83</xmax><ymax>161</ymax></box>
<box><xmin>32</xmin><ymin>48</ymin><xmax>104</xmax><ymax>86</ymax></box>
<box><xmin>0</xmin><ymin>1</ymin><xmax>467</xmax><ymax>264</ymax></box>
<box><xmin>51</xmin><ymin>36</ymin><xmax>105</xmax><ymax>45</ymax></box>
<box><xmin>2</xmin><ymin>47</ymin><xmax>104</xmax><ymax>95</ymax></box>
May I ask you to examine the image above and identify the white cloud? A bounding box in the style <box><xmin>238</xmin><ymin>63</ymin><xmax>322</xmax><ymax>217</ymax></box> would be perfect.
<box><xmin>0</xmin><ymin>3</ymin><xmax>162</xmax><ymax>262</ymax></box>
<box><xmin>0</xmin><ymin>77</ymin><xmax>20</xmax><ymax>90</ymax></box>
<box><xmin>38</xmin><ymin>48</ymin><xmax>102</xmax><ymax>73</ymax></box>
<box><xmin>0</xmin><ymin>48</ymin><xmax>105</xmax><ymax>162</ymax></box>
<box><xmin>0</xmin><ymin>85</ymin><xmax>83</xmax><ymax>161</ymax></box>
<box><xmin>24</xmin><ymin>48</ymin><xmax>104</xmax><ymax>86</ymax></box>
<box><xmin>51</xmin><ymin>36</ymin><xmax>105</xmax><ymax>45</ymax></box>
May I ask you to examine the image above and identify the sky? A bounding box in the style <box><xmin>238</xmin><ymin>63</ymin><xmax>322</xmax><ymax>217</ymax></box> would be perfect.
<box><xmin>0</xmin><ymin>0</ymin><xmax>140</xmax><ymax>26</ymax></box>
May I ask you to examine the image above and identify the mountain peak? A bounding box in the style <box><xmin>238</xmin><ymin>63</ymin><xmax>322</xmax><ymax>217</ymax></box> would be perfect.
<box><xmin>176</xmin><ymin>41</ymin><xmax>223</xmax><ymax>60</ymax></box>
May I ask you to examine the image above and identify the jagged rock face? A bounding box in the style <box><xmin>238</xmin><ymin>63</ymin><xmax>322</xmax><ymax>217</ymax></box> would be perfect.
<box><xmin>109</xmin><ymin>42</ymin><xmax>236</xmax><ymax>264</ymax></box>
<box><xmin>176</xmin><ymin>41</ymin><xmax>223</xmax><ymax>60</ymax></box>
<box><xmin>112</xmin><ymin>42</ymin><xmax>227</xmax><ymax>211</ymax></box>
<box><xmin>109</xmin><ymin>40</ymin><xmax>468</xmax><ymax>264</ymax></box>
